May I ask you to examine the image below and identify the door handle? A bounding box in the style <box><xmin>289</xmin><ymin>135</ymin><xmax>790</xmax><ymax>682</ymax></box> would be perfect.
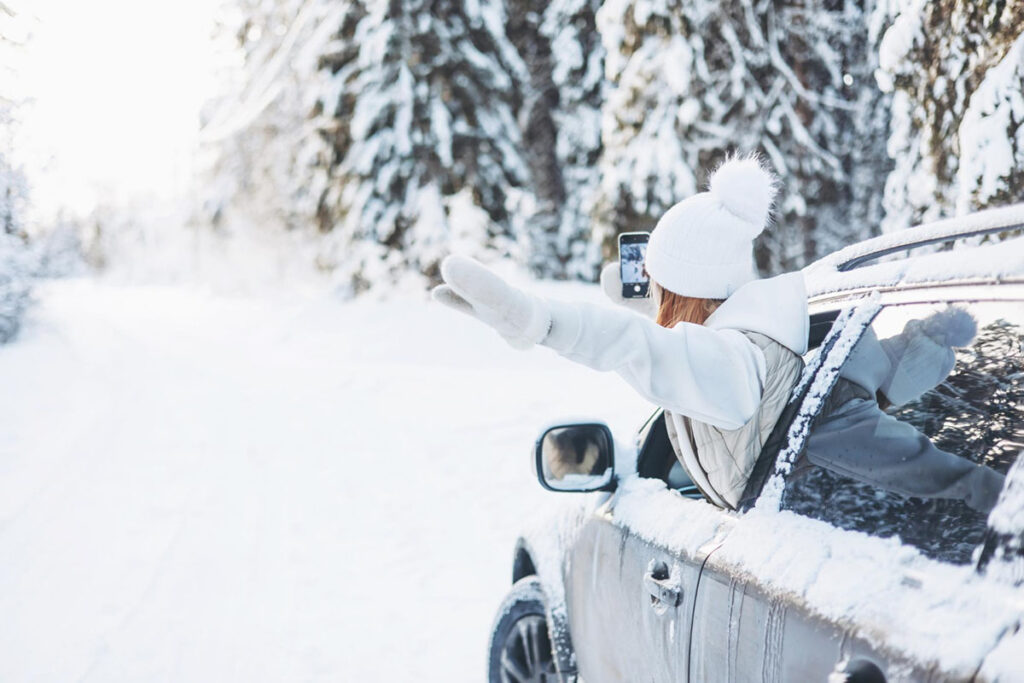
<box><xmin>831</xmin><ymin>659</ymin><xmax>886</xmax><ymax>683</ymax></box>
<box><xmin>644</xmin><ymin>560</ymin><xmax>682</xmax><ymax>615</ymax></box>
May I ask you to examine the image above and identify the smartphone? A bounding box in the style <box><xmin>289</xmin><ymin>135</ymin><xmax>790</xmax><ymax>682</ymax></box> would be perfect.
<box><xmin>618</xmin><ymin>232</ymin><xmax>650</xmax><ymax>298</ymax></box>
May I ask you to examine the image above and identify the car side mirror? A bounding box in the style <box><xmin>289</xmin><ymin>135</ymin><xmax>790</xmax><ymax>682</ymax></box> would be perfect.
<box><xmin>535</xmin><ymin>423</ymin><xmax>615</xmax><ymax>492</ymax></box>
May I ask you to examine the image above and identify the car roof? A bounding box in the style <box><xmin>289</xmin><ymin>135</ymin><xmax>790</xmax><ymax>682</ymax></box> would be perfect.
<box><xmin>803</xmin><ymin>204</ymin><xmax>1024</xmax><ymax>305</ymax></box>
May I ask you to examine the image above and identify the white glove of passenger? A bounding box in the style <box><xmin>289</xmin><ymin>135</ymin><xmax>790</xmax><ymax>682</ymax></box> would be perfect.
<box><xmin>880</xmin><ymin>306</ymin><xmax>977</xmax><ymax>406</ymax></box>
<box><xmin>432</xmin><ymin>255</ymin><xmax>552</xmax><ymax>350</ymax></box>
<box><xmin>600</xmin><ymin>262</ymin><xmax>657</xmax><ymax>318</ymax></box>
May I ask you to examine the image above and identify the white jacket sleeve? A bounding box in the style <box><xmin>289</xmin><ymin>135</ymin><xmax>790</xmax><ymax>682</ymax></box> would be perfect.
<box><xmin>542</xmin><ymin>300</ymin><xmax>766</xmax><ymax>430</ymax></box>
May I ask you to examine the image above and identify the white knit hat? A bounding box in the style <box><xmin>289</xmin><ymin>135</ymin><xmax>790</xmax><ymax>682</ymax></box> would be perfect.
<box><xmin>645</xmin><ymin>156</ymin><xmax>777</xmax><ymax>299</ymax></box>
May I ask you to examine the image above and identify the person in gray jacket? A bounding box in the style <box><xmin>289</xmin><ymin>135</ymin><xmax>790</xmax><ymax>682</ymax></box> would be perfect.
<box><xmin>805</xmin><ymin>308</ymin><xmax>1005</xmax><ymax>513</ymax></box>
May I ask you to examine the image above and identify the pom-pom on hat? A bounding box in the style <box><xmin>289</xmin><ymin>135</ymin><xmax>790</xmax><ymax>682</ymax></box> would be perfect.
<box><xmin>645</xmin><ymin>155</ymin><xmax>777</xmax><ymax>299</ymax></box>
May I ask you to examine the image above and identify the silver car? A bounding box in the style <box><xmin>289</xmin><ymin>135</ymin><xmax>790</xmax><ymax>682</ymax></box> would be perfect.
<box><xmin>487</xmin><ymin>206</ymin><xmax>1024</xmax><ymax>683</ymax></box>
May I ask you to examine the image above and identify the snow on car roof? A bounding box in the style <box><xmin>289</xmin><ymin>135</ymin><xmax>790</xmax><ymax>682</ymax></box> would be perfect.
<box><xmin>803</xmin><ymin>204</ymin><xmax>1024</xmax><ymax>300</ymax></box>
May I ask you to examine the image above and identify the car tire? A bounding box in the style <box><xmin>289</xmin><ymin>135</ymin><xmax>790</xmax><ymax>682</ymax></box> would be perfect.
<box><xmin>488</xmin><ymin>576</ymin><xmax>561</xmax><ymax>683</ymax></box>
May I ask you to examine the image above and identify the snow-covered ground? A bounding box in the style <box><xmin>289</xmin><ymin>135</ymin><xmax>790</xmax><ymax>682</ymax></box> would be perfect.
<box><xmin>0</xmin><ymin>277</ymin><xmax>651</xmax><ymax>681</ymax></box>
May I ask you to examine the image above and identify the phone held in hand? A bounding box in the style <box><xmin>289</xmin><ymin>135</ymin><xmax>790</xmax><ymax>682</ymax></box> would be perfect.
<box><xmin>618</xmin><ymin>232</ymin><xmax>650</xmax><ymax>298</ymax></box>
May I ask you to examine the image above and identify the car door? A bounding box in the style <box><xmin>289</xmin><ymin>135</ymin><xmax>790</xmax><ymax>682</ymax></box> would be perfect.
<box><xmin>563</xmin><ymin>411</ymin><xmax>735</xmax><ymax>682</ymax></box>
<box><xmin>564</xmin><ymin>515</ymin><xmax>705</xmax><ymax>680</ymax></box>
<box><xmin>708</xmin><ymin>290</ymin><xmax>1024</xmax><ymax>680</ymax></box>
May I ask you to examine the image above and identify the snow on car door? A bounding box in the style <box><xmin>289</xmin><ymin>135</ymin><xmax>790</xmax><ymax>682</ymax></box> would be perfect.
<box><xmin>564</xmin><ymin>478</ymin><xmax>733</xmax><ymax>682</ymax></box>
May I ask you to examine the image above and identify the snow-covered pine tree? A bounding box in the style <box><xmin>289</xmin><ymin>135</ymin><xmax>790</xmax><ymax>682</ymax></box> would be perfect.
<box><xmin>0</xmin><ymin>106</ymin><xmax>30</xmax><ymax>342</ymax></box>
<box><xmin>0</xmin><ymin>0</ymin><xmax>33</xmax><ymax>342</ymax></box>
<box><xmin>0</xmin><ymin>0</ymin><xmax>28</xmax><ymax>239</ymax></box>
<box><xmin>875</xmin><ymin>0</ymin><xmax>1024</xmax><ymax>232</ymax></box>
<box><xmin>199</xmin><ymin>0</ymin><xmax>337</xmax><ymax>234</ymax></box>
<box><xmin>0</xmin><ymin>110</ymin><xmax>25</xmax><ymax>238</ymax></box>
<box><xmin>506</xmin><ymin>0</ymin><xmax>605</xmax><ymax>281</ymax></box>
<box><xmin>595</xmin><ymin>0</ymin><xmax>891</xmax><ymax>274</ymax></box>
<box><xmin>311</xmin><ymin>0</ymin><xmax>533</xmax><ymax>295</ymax></box>
<box><xmin>205</xmin><ymin>0</ymin><xmax>607</xmax><ymax>290</ymax></box>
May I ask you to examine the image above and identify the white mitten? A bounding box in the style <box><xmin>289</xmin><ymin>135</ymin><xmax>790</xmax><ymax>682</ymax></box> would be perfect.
<box><xmin>600</xmin><ymin>262</ymin><xmax>657</xmax><ymax>318</ymax></box>
<box><xmin>432</xmin><ymin>255</ymin><xmax>551</xmax><ymax>350</ymax></box>
<box><xmin>916</xmin><ymin>306</ymin><xmax>977</xmax><ymax>348</ymax></box>
<box><xmin>879</xmin><ymin>307</ymin><xmax>977</xmax><ymax>406</ymax></box>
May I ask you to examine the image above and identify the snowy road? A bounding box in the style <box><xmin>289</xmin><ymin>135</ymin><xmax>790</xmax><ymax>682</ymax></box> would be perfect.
<box><xmin>0</xmin><ymin>279</ymin><xmax>650</xmax><ymax>681</ymax></box>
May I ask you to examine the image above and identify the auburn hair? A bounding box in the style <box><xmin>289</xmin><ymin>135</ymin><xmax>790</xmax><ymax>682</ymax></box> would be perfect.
<box><xmin>655</xmin><ymin>285</ymin><xmax>723</xmax><ymax>328</ymax></box>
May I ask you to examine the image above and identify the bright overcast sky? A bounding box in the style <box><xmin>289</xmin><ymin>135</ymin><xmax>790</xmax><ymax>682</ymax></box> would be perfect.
<box><xmin>13</xmin><ymin>0</ymin><xmax>220</xmax><ymax>216</ymax></box>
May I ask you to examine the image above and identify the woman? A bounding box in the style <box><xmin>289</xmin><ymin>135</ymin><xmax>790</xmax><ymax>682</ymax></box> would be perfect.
<box><xmin>433</xmin><ymin>156</ymin><xmax>808</xmax><ymax>508</ymax></box>
<box><xmin>434</xmin><ymin>155</ymin><xmax>1006</xmax><ymax>513</ymax></box>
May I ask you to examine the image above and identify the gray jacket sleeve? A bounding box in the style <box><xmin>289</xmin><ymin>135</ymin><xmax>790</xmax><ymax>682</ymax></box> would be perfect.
<box><xmin>805</xmin><ymin>380</ymin><xmax>1005</xmax><ymax>513</ymax></box>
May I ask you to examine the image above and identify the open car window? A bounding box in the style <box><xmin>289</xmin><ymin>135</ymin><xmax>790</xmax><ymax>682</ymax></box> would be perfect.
<box><xmin>636</xmin><ymin>411</ymin><xmax>704</xmax><ymax>500</ymax></box>
<box><xmin>781</xmin><ymin>299</ymin><xmax>1024</xmax><ymax>565</ymax></box>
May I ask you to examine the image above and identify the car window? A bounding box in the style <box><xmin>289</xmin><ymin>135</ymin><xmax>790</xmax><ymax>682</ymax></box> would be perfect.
<box><xmin>636</xmin><ymin>411</ymin><xmax>704</xmax><ymax>499</ymax></box>
<box><xmin>781</xmin><ymin>299</ymin><xmax>1024</xmax><ymax>565</ymax></box>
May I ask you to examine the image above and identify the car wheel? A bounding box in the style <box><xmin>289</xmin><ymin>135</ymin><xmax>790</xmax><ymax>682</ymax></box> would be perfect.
<box><xmin>488</xmin><ymin>576</ymin><xmax>561</xmax><ymax>683</ymax></box>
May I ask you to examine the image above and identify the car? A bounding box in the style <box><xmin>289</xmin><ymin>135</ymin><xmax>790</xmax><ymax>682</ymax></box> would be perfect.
<box><xmin>487</xmin><ymin>205</ymin><xmax>1024</xmax><ymax>683</ymax></box>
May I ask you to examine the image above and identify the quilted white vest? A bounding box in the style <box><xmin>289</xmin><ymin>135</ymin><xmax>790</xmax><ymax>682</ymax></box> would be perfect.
<box><xmin>665</xmin><ymin>331</ymin><xmax>803</xmax><ymax>509</ymax></box>
<box><xmin>662</xmin><ymin>271</ymin><xmax>808</xmax><ymax>509</ymax></box>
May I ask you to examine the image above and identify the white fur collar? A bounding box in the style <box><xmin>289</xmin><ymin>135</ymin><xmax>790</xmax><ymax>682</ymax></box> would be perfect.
<box><xmin>704</xmin><ymin>271</ymin><xmax>809</xmax><ymax>355</ymax></box>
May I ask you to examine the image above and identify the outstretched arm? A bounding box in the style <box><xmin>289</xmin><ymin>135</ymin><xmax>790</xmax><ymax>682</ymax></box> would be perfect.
<box><xmin>542</xmin><ymin>299</ymin><xmax>765</xmax><ymax>430</ymax></box>
<box><xmin>434</xmin><ymin>256</ymin><xmax>766</xmax><ymax>431</ymax></box>
<box><xmin>807</xmin><ymin>392</ymin><xmax>1004</xmax><ymax>513</ymax></box>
